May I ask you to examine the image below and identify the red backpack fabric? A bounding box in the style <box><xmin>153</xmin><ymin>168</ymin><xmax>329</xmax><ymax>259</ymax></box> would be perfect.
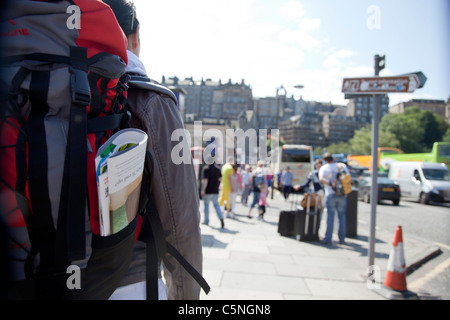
<box><xmin>0</xmin><ymin>0</ymin><xmax>135</xmax><ymax>299</ymax></box>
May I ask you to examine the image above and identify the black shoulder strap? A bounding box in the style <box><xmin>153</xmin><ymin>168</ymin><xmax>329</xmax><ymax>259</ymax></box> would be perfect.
<box><xmin>57</xmin><ymin>47</ymin><xmax>91</xmax><ymax>264</ymax></box>
<box><xmin>139</xmin><ymin>151</ymin><xmax>210</xmax><ymax>300</ymax></box>
<box><xmin>127</xmin><ymin>75</ymin><xmax>179</xmax><ymax>106</ymax></box>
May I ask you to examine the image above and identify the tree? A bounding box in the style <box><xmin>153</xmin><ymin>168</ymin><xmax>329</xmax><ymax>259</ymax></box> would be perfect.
<box><xmin>381</xmin><ymin>106</ymin><xmax>449</xmax><ymax>152</ymax></box>
<box><xmin>443</xmin><ymin>128</ymin><xmax>450</xmax><ymax>142</ymax></box>
<box><xmin>326</xmin><ymin>142</ymin><xmax>352</xmax><ymax>155</ymax></box>
<box><xmin>348</xmin><ymin>124</ymin><xmax>400</xmax><ymax>155</ymax></box>
<box><xmin>380</xmin><ymin>109</ymin><xmax>425</xmax><ymax>153</ymax></box>
<box><xmin>319</xmin><ymin>105</ymin><xmax>449</xmax><ymax>156</ymax></box>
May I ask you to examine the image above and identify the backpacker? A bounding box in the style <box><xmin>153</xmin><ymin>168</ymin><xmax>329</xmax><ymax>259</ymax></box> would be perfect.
<box><xmin>0</xmin><ymin>1</ymin><xmax>210</xmax><ymax>300</ymax></box>
<box><xmin>125</xmin><ymin>75</ymin><xmax>210</xmax><ymax>300</ymax></box>
<box><xmin>334</xmin><ymin>163</ymin><xmax>352</xmax><ymax>196</ymax></box>
<box><xmin>253</xmin><ymin>171</ymin><xmax>265</xmax><ymax>190</ymax></box>
<box><xmin>0</xmin><ymin>0</ymin><xmax>133</xmax><ymax>300</ymax></box>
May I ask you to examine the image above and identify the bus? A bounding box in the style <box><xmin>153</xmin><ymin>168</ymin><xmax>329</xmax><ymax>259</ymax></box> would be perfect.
<box><xmin>380</xmin><ymin>142</ymin><xmax>450</xmax><ymax>170</ymax></box>
<box><xmin>347</xmin><ymin>147</ymin><xmax>403</xmax><ymax>171</ymax></box>
<box><xmin>271</xmin><ymin>144</ymin><xmax>314</xmax><ymax>187</ymax></box>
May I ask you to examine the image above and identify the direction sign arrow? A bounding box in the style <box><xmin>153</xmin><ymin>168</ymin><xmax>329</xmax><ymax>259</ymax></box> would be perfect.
<box><xmin>400</xmin><ymin>71</ymin><xmax>427</xmax><ymax>88</ymax></box>
<box><xmin>342</xmin><ymin>74</ymin><xmax>422</xmax><ymax>94</ymax></box>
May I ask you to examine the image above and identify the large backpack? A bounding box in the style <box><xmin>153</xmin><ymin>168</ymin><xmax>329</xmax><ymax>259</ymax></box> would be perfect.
<box><xmin>0</xmin><ymin>0</ymin><xmax>135</xmax><ymax>300</ymax></box>
<box><xmin>0</xmin><ymin>0</ymin><xmax>209</xmax><ymax>300</ymax></box>
<box><xmin>334</xmin><ymin>163</ymin><xmax>352</xmax><ymax>196</ymax></box>
<box><xmin>253</xmin><ymin>170</ymin><xmax>265</xmax><ymax>191</ymax></box>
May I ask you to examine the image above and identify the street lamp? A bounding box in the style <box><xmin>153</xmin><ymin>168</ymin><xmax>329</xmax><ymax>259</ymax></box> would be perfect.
<box><xmin>271</xmin><ymin>85</ymin><xmax>303</xmax><ymax>199</ymax></box>
<box><xmin>275</xmin><ymin>85</ymin><xmax>287</xmax><ymax>129</ymax></box>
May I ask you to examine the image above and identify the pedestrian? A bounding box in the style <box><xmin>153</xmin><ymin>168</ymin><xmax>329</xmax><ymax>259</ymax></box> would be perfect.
<box><xmin>318</xmin><ymin>152</ymin><xmax>350</xmax><ymax>245</ymax></box>
<box><xmin>277</xmin><ymin>169</ymin><xmax>283</xmax><ymax>191</ymax></box>
<box><xmin>201</xmin><ymin>158</ymin><xmax>224</xmax><ymax>229</ymax></box>
<box><xmin>258</xmin><ymin>183</ymin><xmax>269</xmax><ymax>221</ymax></box>
<box><xmin>247</xmin><ymin>161</ymin><xmax>266</xmax><ymax>219</ymax></box>
<box><xmin>240</xmin><ymin>165</ymin><xmax>252</xmax><ymax>205</ymax></box>
<box><xmin>229</xmin><ymin>165</ymin><xmax>240</xmax><ymax>217</ymax></box>
<box><xmin>218</xmin><ymin>159</ymin><xmax>234</xmax><ymax>218</ymax></box>
<box><xmin>299</xmin><ymin>158</ymin><xmax>325</xmax><ymax>209</ymax></box>
<box><xmin>105</xmin><ymin>0</ymin><xmax>202</xmax><ymax>300</ymax></box>
<box><xmin>281</xmin><ymin>166</ymin><xmax>294</xmax><ymax>200</ymax></box>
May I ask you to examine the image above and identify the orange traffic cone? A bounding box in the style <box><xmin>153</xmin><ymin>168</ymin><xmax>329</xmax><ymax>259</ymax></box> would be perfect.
<box><xmin>384</xmin><ymin>226</ymin><xmax>407</xmax><ymax>291</ymax></box>
<box><xmin>373</xmin><ymin>226</ymin><xmax>418</xmax><ymax>299</ymax></box>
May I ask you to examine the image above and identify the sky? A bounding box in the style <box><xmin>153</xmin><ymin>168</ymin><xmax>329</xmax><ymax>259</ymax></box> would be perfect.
<box><xmin>134</xmin><ymin>0</ymin><xmax>450</xmax><ymax>107</ymax></box>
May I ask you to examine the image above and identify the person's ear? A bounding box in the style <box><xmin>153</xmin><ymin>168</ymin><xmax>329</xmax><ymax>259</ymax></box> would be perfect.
<box><xmin>127</xmin><ymin>25</ymin><xmax>140</xmax><ymax>56</ymax></box>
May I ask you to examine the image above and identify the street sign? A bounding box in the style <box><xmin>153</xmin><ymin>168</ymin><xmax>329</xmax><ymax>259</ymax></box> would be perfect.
<box><xmin>400</xmin><ymin>71</ymin><xmax>427</xmax><ymax>88</ymax></box>
<box><xmin>342</xmin><ymin>74</ymin><xmax>422</xmax><ymax>94</ymax></box>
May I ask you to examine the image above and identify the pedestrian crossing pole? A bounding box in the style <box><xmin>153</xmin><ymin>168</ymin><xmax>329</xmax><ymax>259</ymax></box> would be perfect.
<box><xmin>341</xmin><ymin>55</ymin><xmax>427</xmax><ymax>281</ymax></box>
<box><xmin>368</xmin><ymin>54</ymin><xmax>385</xmax><ymax>273</ymax></box>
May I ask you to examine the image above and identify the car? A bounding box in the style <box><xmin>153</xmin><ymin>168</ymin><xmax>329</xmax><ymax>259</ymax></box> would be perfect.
<box><xmin>357</xmin><ymin>174</ymin><xmax>401</xmax><ymax>205</ymax></box>
<box><xmin>348</xmin><ymin>166</ymin><xmax>369</xmax><ymax>187</ymax></box>
<box><xmin>388</xmin><ymin>161</ymin><xmax>450</xmax><ymax>204</ymax></box>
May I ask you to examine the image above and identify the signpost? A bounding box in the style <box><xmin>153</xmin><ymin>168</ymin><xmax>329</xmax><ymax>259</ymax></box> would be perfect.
<box><xmin>342</xmin><ymin>74</ymin><xmax>421</xmax><ymax>94</ymax></box>
<box><xmin>342</xmin><ymin>72</ymin><xmax>427</xmax><ymax>95</ymax></box>
<box><xmin>342</xmin><ymin>56</ymin><xmax>427</xmax><ymax>280</ymax></box>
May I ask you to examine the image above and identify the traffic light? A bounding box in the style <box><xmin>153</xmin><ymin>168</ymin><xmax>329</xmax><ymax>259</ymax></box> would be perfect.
<box><xmin>375</xmin><ymin>54</ymin><xmax>386</xmax><ymax>75</ymax></box>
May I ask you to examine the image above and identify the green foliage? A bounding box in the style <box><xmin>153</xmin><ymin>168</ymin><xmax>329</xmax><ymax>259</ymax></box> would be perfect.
<box><xmin>443</xmin><ymin>128</ymin><xmax>450</xmax><ymax>142</ymax></box>
<box><xmin>322</xmin><ymin>106</ymin><xmax>449</xmax><ymax>155</ymax></box>
<box><xmin>326</xmin><ymin>142</ymin><xmax>352</xmax><ymax>155</ymax></box>
<box><xmin>348</xmin><ymin>124</ymin><xmax>400</xmax><ymax>155</ymax></box>
<box><xmin>380</xmin><ymin>106</ymin><xmax>448</xmax><ymax>152</ymax></box>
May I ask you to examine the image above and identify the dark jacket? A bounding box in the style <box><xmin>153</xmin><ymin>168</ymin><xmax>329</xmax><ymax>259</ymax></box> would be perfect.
<box><xmin>122</xmin><ymin>52</ymin><xmax>202</xmax><ymax>300</ymax></box>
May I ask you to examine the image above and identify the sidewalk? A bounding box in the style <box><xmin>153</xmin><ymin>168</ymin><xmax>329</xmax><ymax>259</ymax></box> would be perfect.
<box><xmin>199</xmin><ymin>191</ymin><xmax>441</xmax><ymax>300</ymax></box>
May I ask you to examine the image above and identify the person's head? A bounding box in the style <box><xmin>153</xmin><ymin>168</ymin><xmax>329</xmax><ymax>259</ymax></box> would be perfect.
<box><xmin>104</xmin><ymin>0</ymin><xmax>140</xmax><ymax>56</ymax></box>
<box><xmin>286</xmin><ymin>166</ymin><xmax>291</xmax><ymax>171</ymax></box>
<box><xmin>315</xmin><ymin>159</ymin><xmax>323</xmax><ymax>169</ymax></box>
<box><xmin>323</xmin><ymin>152</ymin><xmax>334</xmax><ymax>163</ymax></box>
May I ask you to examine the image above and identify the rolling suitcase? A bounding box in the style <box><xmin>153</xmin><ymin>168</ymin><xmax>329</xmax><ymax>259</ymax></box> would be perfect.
<box><xmin>278</xmin><ymin>210</ymin><xmax>296</xmax><ymax>237</ymax></box>
<box><xmin>294</xmin><ymin>192</ymin><xmax>321</xmax><ymax>241</ymax></box>
<box><xmin>278</xmin><ymin>194</ymin><xmax>301</xmax><ymax>237</ymax></box>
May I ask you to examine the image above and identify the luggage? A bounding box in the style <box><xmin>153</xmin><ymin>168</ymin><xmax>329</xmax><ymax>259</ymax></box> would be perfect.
<box><xmin>294</xmin><ymin>192</ymin><xmax>321</xmax><ymax>241</ymax></box>
<box><xmin>278</xmin><ymin>193</ymin><xmax>321</xmax><ymax>241</ymax></box>
<box><xmin>0</xmin><ymin>0</ymin><xmax>210</xmax><ymax>300</ymax></box>
<box><xmin>0</xmin><ymin>0</ymin><xmax>131</xmax><ymax>300</ymax></box>
<box><xmin>278</xmin><ymin>210</ymin><xmax>297</xmax><ymax>237</ymax></box>
<box><xmin>335</xmin><ymin>163</ymin><xmax>352</xmax><ymax>196</ymax></box>
<box><xmin>278</xmin><ymin>193</ymin><xmax>301</xmax><ymax>237</ymax></box>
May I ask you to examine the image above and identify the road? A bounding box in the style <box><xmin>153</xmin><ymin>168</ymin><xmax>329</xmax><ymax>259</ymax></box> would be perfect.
<box><xmin>356</xmin><ymin>198</ymin><xmax>450</xmax><ymax>299</ymax></box>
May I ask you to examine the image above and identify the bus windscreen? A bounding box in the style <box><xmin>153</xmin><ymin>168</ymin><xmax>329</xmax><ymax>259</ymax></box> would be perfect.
<box><xmin>282</xmin><ymin>149</ymin><xmax>311</xmax><ymax>163</ymax></box>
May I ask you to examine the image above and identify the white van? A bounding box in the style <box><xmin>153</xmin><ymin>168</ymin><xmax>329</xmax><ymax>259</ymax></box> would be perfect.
<box><xmin>388</xmin><ymin>161</ymin><xmax>450</xmax><ymax>204</ymax></box>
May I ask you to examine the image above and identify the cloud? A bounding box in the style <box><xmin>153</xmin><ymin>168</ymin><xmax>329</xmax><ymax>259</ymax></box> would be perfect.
<box><xmin>280</xmin><ymin>1</ymin><xmax>307</xmax><ymax>21</ymax></box>
<box><xmin>278</xmin><ymin>29</ymin><xmax>319</xmax><ymax>50</ymax></box>
<box><xmin>299</xmin><ymin>18</ymin><xmax>321</xmax><ymax>31</ymax></box>
<box><xmin>323</xmin><ymin>50</ymin><xmax>356</xmax><ymax>69</ymax></box>
<box><xmin>135</xmin><ymin>0</ymin><xmax>366</xmax><ymax>105</ymax></box>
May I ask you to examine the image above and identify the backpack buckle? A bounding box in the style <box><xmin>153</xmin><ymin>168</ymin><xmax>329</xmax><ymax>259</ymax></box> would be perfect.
<box><xmin>70</xmin><ymin>67</ymin><xmax>91</xmax><ymax>106</ymax></box>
